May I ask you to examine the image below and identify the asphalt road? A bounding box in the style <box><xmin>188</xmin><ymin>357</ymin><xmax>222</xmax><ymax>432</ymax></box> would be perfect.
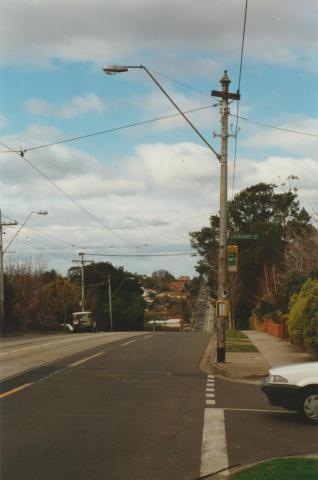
<box><xmin>216</xmin><ymin>376</ymin><xmax>318</xmax><ymax>468</ymax></box>
<box><xmin>1</xmin><ymin>331</ymin><xmax>317</xmax><ymax>480</ymax></box>
<box><xmin>0</xmin><ymin>331</ymin><xmax>147</xmax><ymax>381</ymax></box>
<box><xmin>1</xmin><ymin>332</ymin><xmax>211</xmax><ymax>480</ymax></box>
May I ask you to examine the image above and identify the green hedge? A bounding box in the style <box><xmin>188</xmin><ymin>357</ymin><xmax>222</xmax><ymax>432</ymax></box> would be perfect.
<box><xmin>287</xmin><ymin>279</ymin><xmax>318</xmax><ymax>350</ymax></box>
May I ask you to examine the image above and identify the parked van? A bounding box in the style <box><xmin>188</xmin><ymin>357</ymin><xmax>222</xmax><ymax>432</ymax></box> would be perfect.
<box><xmin>72</xmin><ymin>311</ymin><xmax>96</xmax><ymax>333</ymax></box>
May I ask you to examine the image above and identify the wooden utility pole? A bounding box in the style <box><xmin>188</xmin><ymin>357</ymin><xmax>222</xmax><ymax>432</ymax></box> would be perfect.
<box><xmin>212</xmin><ymin>71</ymin><xmax>240</xmax><ymax>362</ymax></box>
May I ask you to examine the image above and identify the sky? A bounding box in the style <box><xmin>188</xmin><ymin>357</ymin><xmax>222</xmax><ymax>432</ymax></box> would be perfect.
<box><xmin>0</xmin><ymin>0</ymin><xmax>318</xmax><ymax>278</ymax></box>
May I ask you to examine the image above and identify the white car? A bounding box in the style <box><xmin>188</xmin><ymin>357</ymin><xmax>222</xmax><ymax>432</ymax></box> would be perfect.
<box><xmin>261</xmin><ymin>362</ymin><xmax>318</xmax><ymax>424</ymax></box>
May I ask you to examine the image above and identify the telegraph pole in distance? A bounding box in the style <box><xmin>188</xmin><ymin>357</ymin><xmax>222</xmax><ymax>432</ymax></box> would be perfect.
<box><xmin>212</xmin><ymin>71</ymin><xmax>240</xmax><ymax>362</ymax></box>
<box><xmin>0</xmin><ymin>210</ymin><xmax>17</xmax><ymax>333</ymax></box>
<box><xmin>72</xmin><ymin>251</ymin><xmax>93</xmax><ymax>312</ymax></box>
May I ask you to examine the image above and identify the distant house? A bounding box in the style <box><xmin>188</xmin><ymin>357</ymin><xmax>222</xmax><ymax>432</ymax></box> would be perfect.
<box><xmin>168</xmin><ymin>277</ymin><xmax>189</xmax><ymax>292</ymax></box>
<box><xmin>178</xmin><ymin>276</ymin><xmax>190</xmax><ymax>282</ymax></box>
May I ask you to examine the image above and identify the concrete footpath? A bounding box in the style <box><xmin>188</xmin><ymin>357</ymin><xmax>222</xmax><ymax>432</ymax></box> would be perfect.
<box><xmin>213</xmin><ymin>330</ymin><xmax>317</xmax><ymax>381</ymax></box>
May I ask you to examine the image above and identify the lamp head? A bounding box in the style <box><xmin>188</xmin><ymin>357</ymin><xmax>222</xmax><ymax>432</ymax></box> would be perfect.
<box><xmin>103</xmin><ymin>65</ymin><xmax>129</xmax><ymax>75</ymax></box>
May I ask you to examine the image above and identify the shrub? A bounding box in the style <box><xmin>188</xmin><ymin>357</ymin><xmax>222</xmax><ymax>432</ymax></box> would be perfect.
<box><xmin>287</xmin><ymin>279</ymin><xmax>318</xmax><ymax>350</ymax></box>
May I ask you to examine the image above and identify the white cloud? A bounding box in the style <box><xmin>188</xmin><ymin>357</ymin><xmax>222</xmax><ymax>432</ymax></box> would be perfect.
<box><xmin>128</xmin><ymin>88</ymin><xmax>218</xmax><ymax>133</ymax></box>
<box><xmin>1</xmin><ymin>1</ymin><xmax>317</xmax><ymax>69</ymax></box>
<box><xmin>241</xmin><ymin>115</ymin><xmax>318</xmax><ymax>158</ymax></box>
<box><xmin>26</xmin><ymin>94</ymin><xmax>106</xmax><ymax>118</ymax></box>
<box><xmin>1</xmin><ymin>121</ymin><xmax>317</xmax><ymax>276</ymax></box>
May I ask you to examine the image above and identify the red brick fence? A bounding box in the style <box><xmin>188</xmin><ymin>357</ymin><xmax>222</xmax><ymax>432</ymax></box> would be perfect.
<box><xmin>251</xmin><ymin>315</ymin><xmax>288</xmax><ymax>340</ymax></box>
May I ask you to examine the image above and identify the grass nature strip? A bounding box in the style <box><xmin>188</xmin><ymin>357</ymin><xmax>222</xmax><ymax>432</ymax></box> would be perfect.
<box><xmin>232</xmin><ymin>458</ymin><xmax>318</xmax><ymax>480</ymax></box>
<box><xmin>226</xmin><ymin>330</ymin><xmax>258</xmax><ymax>352</ymax></box>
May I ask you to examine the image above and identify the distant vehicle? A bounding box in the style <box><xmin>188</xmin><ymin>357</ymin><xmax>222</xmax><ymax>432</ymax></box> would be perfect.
<box><xmin>60</xmin><ymin>323</ymin><xmax>74</xmax><ymax>332</ymax></box>
<box><xmin>261</xmin><ymin>362</ymin><xmax>318</xmax><ymax>424</ymax></box>
<box><xmin>72</xmin><ymin>311</ymin><xmax>96</xmax><ymax>333</ymax></box>
<box><xmin>147</xmin><ymin>319</ymin><xmax>182</xmax><ymax>331</ymax></box>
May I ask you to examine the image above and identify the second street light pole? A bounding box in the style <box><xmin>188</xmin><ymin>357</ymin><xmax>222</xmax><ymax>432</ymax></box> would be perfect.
<box><xmin>212</xmin><ymin>71</ymin><xmax>240</xmax><ymax>362</ymax></box>
<box><xmin>108</xmin><ymin>273</ymin><xmax>113</xmax><ymax>332</ymax></box>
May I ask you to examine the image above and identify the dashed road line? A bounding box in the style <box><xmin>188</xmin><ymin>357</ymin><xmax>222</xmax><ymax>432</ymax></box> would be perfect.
<box><xmin>120</xmin><ymin>340</ymin><xmax>137</xmax><ymax>347</ymax></box>
<box><xmin>0</xmin><ymin>383</ymin><xmax>33</xmax><ymax>399</ymax></box>
<box><xmin>70</xmin><ymin>351</ymin><xmax>106</xmax><ymax>367</ymax></box>
<box><xmin>205</xmin><ymin>374</ymin><xmax>215</xmax><ymax>408</ymax></box>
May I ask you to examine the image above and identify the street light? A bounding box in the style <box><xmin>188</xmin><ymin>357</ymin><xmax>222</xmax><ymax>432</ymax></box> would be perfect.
<box><xmin>4</xmin><ymin>210</ymin><xmax>48</xmax><ymax>253</ymax></box>
<box><xmin>103</xmin><ymin>65</ymin><xmax>239</xmax><ymax>362</ymax></box>
<box><xmin>103</xmin><ymin>65</ymin><xmax>220</xmax><ymax>159</ymax></box>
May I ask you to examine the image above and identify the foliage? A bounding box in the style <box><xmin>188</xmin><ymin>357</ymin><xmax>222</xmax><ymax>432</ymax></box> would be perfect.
<box><xmin>4</xmin><ymin>259</ymin><xmax>144</xmax><ymax>332</ymax></box>
<box><xmin>190</xmin><ymin>182</ymin><xmax>313</xmax><ymax>325</ymax></box>
<box><xmin>287</xmin><ymin>278</ymin><xmax>318</xmax><ymax>350</ymax></box>
<box><xmin>70</xmin><ymin>261</ymin><xmax>145</xmax><ymax>331</ymax></box>
<box><xmin>252</xmin><ymin>300</ymin><xmax>277</xmax><ymax>318</ymax></box>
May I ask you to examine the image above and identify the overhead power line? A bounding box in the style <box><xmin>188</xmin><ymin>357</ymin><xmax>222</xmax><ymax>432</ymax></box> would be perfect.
<box><xmin>0</xmin><ymin>144</ymin><xmax>146</xmax><ymax>250</ymax></box>
<box><xmin>232</xmin><ymin>0</ymin><xmax>249</xmax><ymax>197</ymax></box>
<box><xmin>148</xmin><ymin>67</ymin><xmax>211</xmax><ymax>98</ymax></box>
<box><xmin>33</xmin><ymin>211</ymin><xmax>212</xmax><ymax>232</ymax></box>
<box><xmin>85</xmin><ymin>252</ymin><xmax>197</xmax><ymax>258</ymax></box>
<box><xmin>0</xmin><ymin>105</ymin><xmax>214</xmax><ymax>154</ymax></box>
<box><xmin>230</xmin><ymin>114</ymin><xmax>318</xmax><ymax>138</ymax></box>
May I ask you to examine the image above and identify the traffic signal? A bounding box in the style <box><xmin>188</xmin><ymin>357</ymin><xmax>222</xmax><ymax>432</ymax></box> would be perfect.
<box><xmin>227</xmin><ymin>245</ymin><xmax>238</xmax><ymax>273</ymax></box>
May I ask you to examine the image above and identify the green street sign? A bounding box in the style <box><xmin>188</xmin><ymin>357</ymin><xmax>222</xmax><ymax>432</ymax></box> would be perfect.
<box><xmin>229</xmin><ymin>233</ymin><xmax>259</xmax><ymax>240</ymax></box>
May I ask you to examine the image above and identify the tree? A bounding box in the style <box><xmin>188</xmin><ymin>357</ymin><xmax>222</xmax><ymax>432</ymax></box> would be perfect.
<box><xmin>287</xmin><ymin>278</ymin><xmax>318</xmax><ymax>351</ymax></box>
<box><xmin>5</xmin><ymin>257</ymin><xmax>47</xmax><ymax>330</ymax></box>
<box><xmin>68</xmin><ymin>261</ymin><xmax>145</xmax><ymax>331</ymax></box>
<box><xmin>44</xmin><ymin>276</ymin><xmax>80</xmax><ymax>325</ymax></box>
<box><xmin>190</xmin><ymin>182</ymin><xmax>313</xmax><ymax>326</ymax></box>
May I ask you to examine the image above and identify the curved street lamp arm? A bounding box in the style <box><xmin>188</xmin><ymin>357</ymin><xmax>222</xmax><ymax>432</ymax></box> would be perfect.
<box><xmin>140</xmin><ymin>65</ymin><xmax>221</xmax><ymax>161</ymax></box>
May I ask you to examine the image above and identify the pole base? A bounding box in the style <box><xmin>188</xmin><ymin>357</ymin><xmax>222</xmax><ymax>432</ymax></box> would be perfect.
<box><xmin>216</xmin><ymin>347</ymin><xmax>226</xmax><ymax>363</ymax></box>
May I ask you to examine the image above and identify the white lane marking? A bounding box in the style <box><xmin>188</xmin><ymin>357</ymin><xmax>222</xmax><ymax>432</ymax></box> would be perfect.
<box><xmin>206</xmin><ymin>399</ymin><xmax>216</xmax><ymax>406</ymax></box>
<box><xmin>206</xmin><ymin>393</ymin><xmax>215</xmax><ymax>398</ymax></box>
<box><xmin>207</xmin><ymin>375</ymin><xmax>214</xmax><ymax>379</ymax></box>
<box><xmin>206</xmin><ymin>387</ymin><xmax>214</xmax><ymax>392</ymax></box>
<box><xmin>70</xmin><ymin>351</ymin><xmax>105</xmax><ymax>367</ymax></box>
<box><xmin>120</xmin><ymin>340</ymin><xmax>136</xmax><ymax>347</ymax></box>
<box><xmin>0</xmin><ymin>332</ymin><xmax>130</xmax><ymax>356</ymax></box>
<box><xmin>200</xmin><ymin>408</ymin><xmax>229</xmax><ymax>477</ymax></box>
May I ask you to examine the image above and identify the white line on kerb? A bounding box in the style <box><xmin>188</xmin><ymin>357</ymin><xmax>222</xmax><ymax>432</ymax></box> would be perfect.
<box><xmin>200</xmin><ymin>408</ymin><xmax>229</xmax><ymax>477</ymax></box>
